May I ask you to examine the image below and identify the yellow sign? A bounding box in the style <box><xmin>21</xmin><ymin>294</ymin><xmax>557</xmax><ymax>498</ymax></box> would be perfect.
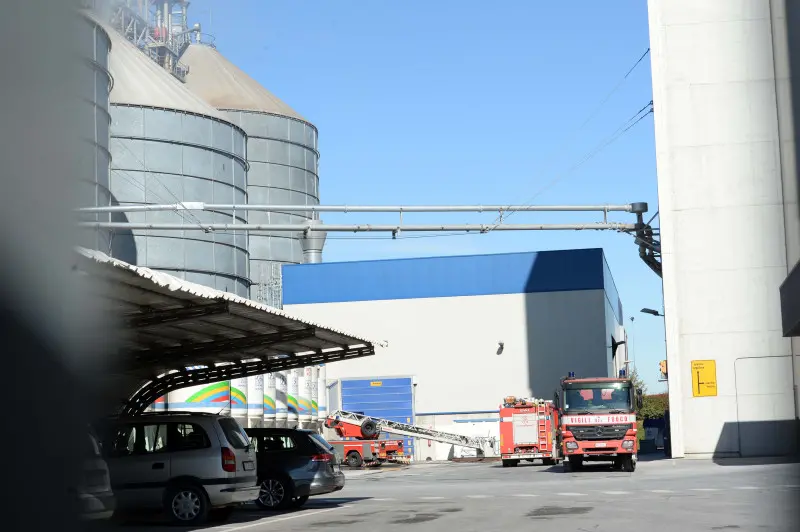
<box><xmin>370</xmin><ymin>381</ymin><xmax>383</xmax><ymax>387</ymax></box>
<box><xmin>691</xmin><ymin>360</ymin><xmax>717</xmax><ymax>397</ymax></box>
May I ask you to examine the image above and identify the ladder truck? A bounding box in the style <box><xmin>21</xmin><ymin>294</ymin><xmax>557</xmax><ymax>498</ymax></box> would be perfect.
<box><xmin>325</xmin><ymin>410</ymin><xmax>496</xmax><ymax>466</ymax></box>
<box><xmin>499</xmin><ymin>396</ymin><xmax>561</xmax><ymax>467</ymax></box>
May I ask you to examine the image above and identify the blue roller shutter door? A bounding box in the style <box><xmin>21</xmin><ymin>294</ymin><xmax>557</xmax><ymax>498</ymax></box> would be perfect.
<box><xmin>340</xmin><ymin>377</ymin><xmax>414</xmax><ymax>457</ymax></box>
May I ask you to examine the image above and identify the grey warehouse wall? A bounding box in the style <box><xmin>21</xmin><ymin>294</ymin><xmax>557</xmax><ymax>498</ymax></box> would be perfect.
<box><xmin>108</xmin><ymin>106</ymin><xmax>251</xmax><ymax>297</ymax></box>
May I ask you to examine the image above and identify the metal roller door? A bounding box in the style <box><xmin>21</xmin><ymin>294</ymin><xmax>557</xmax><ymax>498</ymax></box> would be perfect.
<box><xmin>341</xmin><ymin>377</ymin><xmax>414</xmax><ymax>457</ymax></box>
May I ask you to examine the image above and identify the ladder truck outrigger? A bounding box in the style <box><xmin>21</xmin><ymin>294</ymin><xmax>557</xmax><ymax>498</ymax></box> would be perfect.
<box><xmin>556</xmin><ymin>369</ymin><xmax>644</xmax><ymax>472</ymax></box>
<box><xmin>324</xmin><ymin>410</ymin><xmax>496</xmax><ymax>466</ymax></box>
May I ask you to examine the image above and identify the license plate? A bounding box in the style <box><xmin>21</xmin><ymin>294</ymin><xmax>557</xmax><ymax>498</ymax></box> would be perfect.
<box><xmin>243</xmin><ymin>461</ymin><xmax>255</xmax><ymax>471</ymax></box>
<box><xmin>595</xmin><ymin>443</ymin><xmax>607</xmax><ymax>448</ymax></box>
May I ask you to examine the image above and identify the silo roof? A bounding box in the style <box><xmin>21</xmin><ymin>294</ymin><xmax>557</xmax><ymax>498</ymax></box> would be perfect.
<box><xmin>103</xmin><ymin>24</ymin><xmax>228</xmax><ymax>120</ymax></box>
<box><xmin>181</xmin><ymin>44</ymin><xmax>308</xmax><ymax>122</ymax></box>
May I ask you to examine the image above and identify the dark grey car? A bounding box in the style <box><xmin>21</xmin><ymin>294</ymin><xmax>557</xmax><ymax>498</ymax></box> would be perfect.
<box><xmin>245</xmin><ymin>428</ymin><xmax>345</xmax><ymax>510</ymax></box>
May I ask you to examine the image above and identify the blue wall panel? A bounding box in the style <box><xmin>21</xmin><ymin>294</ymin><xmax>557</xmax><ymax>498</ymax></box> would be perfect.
<box><xmin>341</xmin><ymin>378</ymin><xmax>414</xmax><ymax>457</ymax></box>
<box><xmin>283</xmin><ymin>248</ymin><xmax>608</xmax><ymax>305</ymax></box>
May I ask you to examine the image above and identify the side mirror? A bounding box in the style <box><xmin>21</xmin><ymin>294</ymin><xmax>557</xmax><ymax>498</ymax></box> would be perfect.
<box><xmin>636</xmin><ymin>388</ymin><xmax>643</xmax><ymax>409</ymax></box>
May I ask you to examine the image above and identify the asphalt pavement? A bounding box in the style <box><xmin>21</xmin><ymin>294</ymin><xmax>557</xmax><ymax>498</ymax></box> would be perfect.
<box><xmin>106</xmin><ymin>457</ymin><xmax>800</xmax><ymax>531</ymax></box>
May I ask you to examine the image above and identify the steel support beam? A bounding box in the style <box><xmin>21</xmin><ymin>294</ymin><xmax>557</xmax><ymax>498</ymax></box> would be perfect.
<box><xmin>125</xmin><ymin>327</ymin><xmax>318</xmax><ymax>371</ymax></box>
<box><xmin>126</xmin><ymin>301</ymin><xmax>230</xmax><ymax>329</ymax></box>
<box><xmin>123</xmin><ymin>344</ymin><xmax>375</xmax><ymax>415</ymax></box>
<box><xmin>78</xmin><ymin>203</ymin><xmax>643</xmax><ymax>214</ymax></box>
<box><xmin>79</xmin><ymin>222</ymin><xmax>636</xmax><ymax>232</ymax></box>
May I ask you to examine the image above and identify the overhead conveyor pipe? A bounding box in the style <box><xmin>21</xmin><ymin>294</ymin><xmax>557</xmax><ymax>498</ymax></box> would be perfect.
<box><xmin>77</xmin><ymin>222</ymin><xmax>637</xmax><ymax>232</ymax></box>
<box><xmin>76</xmin><ymin>203</ymin><xmax>647</xmax><ymax>214</ymax></box>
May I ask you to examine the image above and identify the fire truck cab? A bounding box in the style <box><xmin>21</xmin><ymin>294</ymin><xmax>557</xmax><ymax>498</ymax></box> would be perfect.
<box><xmin>556</xmin><ymin>370</ymin><xmax>643</xmax><ymax>472</ymax></box>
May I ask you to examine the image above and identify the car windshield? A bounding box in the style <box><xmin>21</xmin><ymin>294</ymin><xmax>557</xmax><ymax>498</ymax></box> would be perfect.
<box><xmin>218</xmin><ymin>418</ymin><xmax>250</xmax><ymax>449</ymax></box>
<box><xmin>564</xmin><ymin>384</ymin><xmax>632</xmax><ymax>412</ymax></box>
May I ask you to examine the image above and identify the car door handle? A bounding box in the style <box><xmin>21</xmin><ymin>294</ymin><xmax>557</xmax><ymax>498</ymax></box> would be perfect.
<box><xmin>152</xmin><ymin>462</ymin><xmax>165</xmax><ymax>470</ymax></box>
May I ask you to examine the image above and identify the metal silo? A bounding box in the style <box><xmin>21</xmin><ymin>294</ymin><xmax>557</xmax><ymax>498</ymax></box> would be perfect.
<box><xmin>298</xmin><ymin>366</ymin><xmax>313</xmax><ymax>428</ymax></box>
<box><xmin>104</xmin><ymin>27</ymin><xmax>251</xmax><ymax>297</ymax></box>
<box><xmin>180</xmin><ymin>43</ymin><xmax>320</xmax><ymax>303</ymax></box>
<box><xmin>77</xmin><ymin>10</ymin><xmax>113</xmax><ymax>254</ymax></box>
<box><xmin>310</xmin><ymin>366</ymin><xmax>319</xmax><ymax>428</ymax></box>
<box><xmin>317</xmin><ymin>364</ymin><xmax>327</xmax><ymax>429</ymax></box>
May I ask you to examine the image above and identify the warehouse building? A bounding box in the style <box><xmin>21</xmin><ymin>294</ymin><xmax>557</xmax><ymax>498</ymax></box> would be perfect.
<box><xmin>282</xmin><ymin>248</ymin><xmax>628</xmax><ymax>460</ymax></box>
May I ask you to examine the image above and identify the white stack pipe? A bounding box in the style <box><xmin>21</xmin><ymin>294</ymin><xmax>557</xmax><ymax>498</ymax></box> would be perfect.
<box><xmin>264</xmin><ymin>372</ymin><xmax>277</xmax><ymax>427</ymax></box>
<box><xmin>275</xmin><ymin>371</ymin><xmax>288</xmax><ymax>428</ymax></box>
<box><xmin>298</xmin><ymin>366</ymin><xmax>313</xmax><ymax>428</ymax></box>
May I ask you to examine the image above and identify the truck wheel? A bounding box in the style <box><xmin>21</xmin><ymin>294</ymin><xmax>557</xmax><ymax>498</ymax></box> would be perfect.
<box><xmin>501</xmin><ymin>459</ymin><xmax>518</xmax><ymax>467</ymax></box>
<box><xmin>360</xmin><ymin>419</ymin><xmax>379</xmax><ymax>438</ymax></box>
<box><xmin>346</xmin><ymin>451</ymin><xmax>363</xmax><ymax>468</ymax></box>
<box><xmin>621</xmin><ymin>455</ymin><xmax>636</xmax><ymax>472</ymax></box>
<box><xmin>562</xmin><ymin>460</ymin><xmax>573</xmax><ymax>473</ymax></box>
<box><xmin>542</xmin><ymin>458</ymin><xmax>555</xmax><ymax>466</ymax></box>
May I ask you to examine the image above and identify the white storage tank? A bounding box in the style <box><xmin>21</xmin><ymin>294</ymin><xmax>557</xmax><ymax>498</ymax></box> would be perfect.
<box><xmin>264</xmin><ymin>372</ymin><xmax>277</xmax><ymax>427</ymax></box>
<box><xmin>247</xmin><ymin>374</ymin><xmax>264</xmax><ymax>428</ymax></box>
<box><xmin>298</xmin><ymin>367</ymin><xmax>313</xmax><ymax>428</ymax></box>
<box><xmin>230</xmin><ymin>377</ymin><xmax>248</xmax><ymax>422</ymax></box>
<box><xmin>167</xmin><ymin>380</ymin><xmax>231</xmax><ymax>415</ymax></box>
<box><xmin>288</xmin><ymin>369</ymin><xmax>300</xmax><ymax>428</ymax></box>
<box><xmin>275</xmin><ymin>371</ymin><xmax>288</xmax><ymax>428</ymax></box>
<box><xmin>310</xmin><ymin>366</ymin><xmax>319</xmax><ymax>429</ymax></box>
<box><xmin>317</xmin><ymin>364</ymin><xmax>327</xmax><ymax>426</ymax></box>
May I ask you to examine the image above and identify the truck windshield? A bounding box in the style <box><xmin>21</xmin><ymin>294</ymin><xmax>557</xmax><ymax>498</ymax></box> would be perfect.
<box><xmin>563</xmin><ymin>384</ymin><xmax>632</xmax><ymax>412</ymax></box>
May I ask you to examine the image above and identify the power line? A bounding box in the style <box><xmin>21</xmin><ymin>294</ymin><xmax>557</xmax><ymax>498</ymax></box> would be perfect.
<box><xmin>489</xmin><ymin>48</ymin><xmax>651</xmax><ymax>229</ymax></box>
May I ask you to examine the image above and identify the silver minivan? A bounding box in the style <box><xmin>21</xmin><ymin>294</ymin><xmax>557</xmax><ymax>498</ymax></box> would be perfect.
<box><xmin>96</xmin><ymin>412</ymin><xmax>259</xmax><ymax>525</ymax></box>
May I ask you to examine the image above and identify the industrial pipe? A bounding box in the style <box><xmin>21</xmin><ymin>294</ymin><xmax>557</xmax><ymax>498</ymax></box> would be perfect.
<box><xmin>78</xmin><ymin>222</ymin><xmax>636</xmax><ymax>232</ymax></box>
<box><xmin>77</xmin><ymin>202</ymin><xmax>646</xmax><ymax>214</ymax></box>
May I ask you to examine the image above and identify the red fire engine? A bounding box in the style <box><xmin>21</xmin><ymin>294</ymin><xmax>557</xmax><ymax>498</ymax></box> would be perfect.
<box><xmin>324</xmin><ymin>415</ymin><xmax>405</xmax><ymax>467</ymax></box>
<box><xmin>499</xmin><ymin>396</ymin><xmax>561</xmax><ymax>467</ymax></box>
<box><xmin>557</xmin><ymin>370</ymin><xmax>643</xmax><ymax>472</ymax></box>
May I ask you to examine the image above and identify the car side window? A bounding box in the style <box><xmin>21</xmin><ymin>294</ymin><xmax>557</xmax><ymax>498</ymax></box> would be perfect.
<box><xmin>169</xmin><ymin>422</ymin><xmax>211</xmax><ymax>452</ymax></box>
<box><xmin>108</xmin><ymin>424</ymin><xmax>168</xmax><ymax>456</ymax></box>
<box><xmin>257</xmin><ymin>435</ymin><xmax>296</xmax><ymax>453</ymax></box>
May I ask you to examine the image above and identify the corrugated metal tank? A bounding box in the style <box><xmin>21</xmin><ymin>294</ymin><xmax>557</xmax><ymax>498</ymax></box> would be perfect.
<box><xmin>180</xmin><ymin>44</ymin><xmax>320</xmax><ymax>303</ymax></box>
<box><xmin>104</xmin><ymin>28</ymin><xmax>250</xmax><ymax>297</ymax></box>
<box><xmin>77</xmin><ymin>11</ymin><xmax>113</xmax><ymax>253</ymax></box>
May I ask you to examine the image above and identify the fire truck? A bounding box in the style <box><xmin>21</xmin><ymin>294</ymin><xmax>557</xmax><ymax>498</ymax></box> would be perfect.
<box><xmin>324</xmin><ymin>415</ymin><xmax>406</xmax><ymax>467</ymax></box>
<box><xmin>325</xmin><ymin>410</ymin><xmax>495</xmax><ymax>466</ymax></box>
<box><xmin>556</xmin><ymin>370</ymin><xmax>643</xmax><ymax>472</ymax></box>
<box><xmin>499</xmin><ymin>396</ymin><xmax>561</xmax><ymax>467</ymax></box>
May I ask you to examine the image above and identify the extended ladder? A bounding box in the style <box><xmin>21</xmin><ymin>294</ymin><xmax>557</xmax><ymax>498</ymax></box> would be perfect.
<box><xmin>328</xmin><ymin>410</ymin><xmax>496</xmax><ymax>452</ymax></box>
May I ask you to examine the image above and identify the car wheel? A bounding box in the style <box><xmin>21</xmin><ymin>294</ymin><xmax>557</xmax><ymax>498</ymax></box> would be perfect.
<box><xmin>256</xmin><ymin>476</ymin><xmax>294</xmax><ymax>511</ymax></box>
<box><xmin>292</xmin><ymin>496</ymin><xmax>309</xmax><ymax>508</ymax></box>
<box><xmin>164</xmin><ymin>483</ymin><xmax>210</xmax><ymax>525</ymax></box>
<box><xmin>346</xmin><ymin>451</ymin><xmax>363</xmax><ymax>468</ymax></box>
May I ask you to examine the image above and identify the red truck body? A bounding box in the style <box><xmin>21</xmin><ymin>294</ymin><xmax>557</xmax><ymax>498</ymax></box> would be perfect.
<box><xmin>558</xmin><ymin>375</ymin><xmax>641</xmax><ymax>472</ymax></box>
<box><xmin>498</xmin><ymin>397</ymin><xmax>560</xmax><ymax>467</ymax></box>
<box><xmin>324</xmin><ymin>412</ymin><xmax>405</xmax><ymax>466</ymax></box>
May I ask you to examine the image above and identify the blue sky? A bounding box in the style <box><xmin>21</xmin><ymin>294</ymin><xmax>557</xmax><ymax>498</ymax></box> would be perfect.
<box><xmin>189</xmin><ymin>0</ymin><xmax>666</xmax><ymax>392</ymax></box>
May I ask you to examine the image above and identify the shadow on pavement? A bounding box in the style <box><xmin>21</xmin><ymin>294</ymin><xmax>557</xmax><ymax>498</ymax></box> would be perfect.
<box><xmin>92</xmin><ymin>497</ymin><xmax>372</xmax><ymax>530</ymax></box>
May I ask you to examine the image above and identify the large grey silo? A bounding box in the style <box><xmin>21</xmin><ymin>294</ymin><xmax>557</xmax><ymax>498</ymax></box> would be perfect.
<box><xmin>104</xmin><ymin>27</ymin><xmax>251</xmax><ymax>297</ymax></box>
<box><xmin>76</xmin><ymin>10</ymin><xmax>113</xmax><ymax>253</ymax></box>
<box><xmin>180</xmin><ymin>44</ymin><xmax>320</xmax><ymax>304</ymax></box>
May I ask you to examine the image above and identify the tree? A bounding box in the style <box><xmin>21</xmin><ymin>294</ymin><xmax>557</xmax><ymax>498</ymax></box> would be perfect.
<box><xmin>628</xmin><ymin>367</ymin><xmax>647</xmax><ymax>394</ymax></box>
<box><xmin>640</xmin><ymin>393</ymin><xmax>669</xmax><ymax>420</ymax></box>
